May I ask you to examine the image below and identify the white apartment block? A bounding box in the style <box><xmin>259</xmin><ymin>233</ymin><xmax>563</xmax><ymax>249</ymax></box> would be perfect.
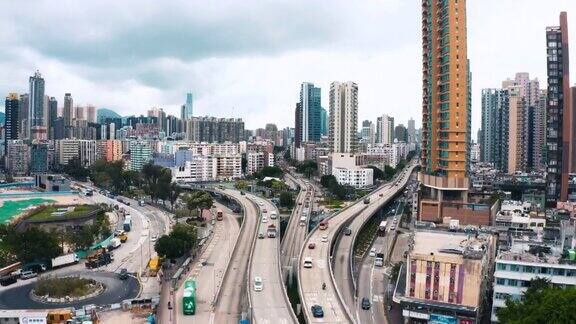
<box><xmin>329</xmin><ymin>81</ymin><xmax>358</xmax><ymax>153</ymax></box>
<box><xmin>332</xmin><ymin>167</ymin><xmax>373</xmax><ymax>188</ymax></box>
<box><xmin>491</xmin><ymin>248</ymin><xmax>576</xmax><ymax>322</ymax></box>
<box><xmin>367</xmin><ymin>143</ymin><xmax>409</xmax><ymax>168</ymax></box>
<box><xmin>172</xmin><ymin>155</ymin><xmax>241</xmax><ymax>182</ymax></box>
<box><xmin>331</xmin><ymin>153</ymin><xmax>373</xmax><ymax>188</ymax></box>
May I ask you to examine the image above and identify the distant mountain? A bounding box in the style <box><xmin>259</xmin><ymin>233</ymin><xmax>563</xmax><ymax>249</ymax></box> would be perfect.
<box><xmin>0</xmin><ymin>111</ymin><xmax>4</xmax><ymax>125</ymax></box>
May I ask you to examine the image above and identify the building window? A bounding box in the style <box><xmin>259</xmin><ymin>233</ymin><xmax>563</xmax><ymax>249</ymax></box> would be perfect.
<box><xmin>497</xmin><ymin>263</ymin><xmax>507</xmax><ymax>271</ymax></box>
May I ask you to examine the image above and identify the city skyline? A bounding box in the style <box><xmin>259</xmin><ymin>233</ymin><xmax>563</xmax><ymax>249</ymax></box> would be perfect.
<box><xmin>0</xmin><ymin>1</ymin><xmax>574</xmax><ymax>133</ymax></box>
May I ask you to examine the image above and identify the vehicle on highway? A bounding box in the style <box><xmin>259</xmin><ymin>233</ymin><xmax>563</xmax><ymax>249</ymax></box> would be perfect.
<box><xmin>254</xmin><ymin>276</ymin><xmax>263</xmax><ymax>291</ymax></box>
<box><xmin>303</xmin><ymin>257</ymin><xmax>313</xmax><ymax>268</ymax></box>
<box><xmin>258</xmin><ymin>201</ymin><xmax>264</xmax><ymax>206</ymax></box>
<box><xmin>308</xmin><ymin>242</ymin><xmax>316</xmax><ymax>249</ymax></box>
<box><xmin>270</xmin><ymin>211</ymin><xmax>277</xmax><ymax>219</ymax></box>
<box><xmin>321</xmin><ymin>235</ymin><xmax>328</xmax><ymax>242</ymax></box>
<box><xmin>361</xmin><ymin>297</ymin><xmax>371</xmax><ymax>310</ymax></box>
<box><xmin>379</xmin><ymin>193</ymin><xmax>384</xmax><ymax>197</ymax></box>
<box><xmin>267</xmin><ymin>224</ymin><xmax>277</xmax><ymax>238</ymax></box>
<box><xmin>344</xmin><ymin>228</ymin><xmax>352</xmax><ymax>236</ymax></box>
<box><xmin>298</xmin><ymin>202</ymin><xmax>302</xmax><ymax>205</ymax></box>
<box><xmin>183</xmin><ymin>280</ymin><xmax>197</xmax><ymax>315</ymax></box>
<box><xmin>20</xmin><ymin>270</ymin><xmax>38</xmax><ymax>280</ymax></box>
<box><xmin>319</xmin><ymin>219</ymin><xmax>329</xmax><ymax>230</ymax></box>
<box><xmin>375</xmin><ymin>253</ymin><xmax>385</xmax><ymax>267</ymax></box>
<box><xmin>369</xmin><ymin>247</ymin><xmax>376</xmax><ymax>257</ymax></box>
<box><xmin>150</xmin><ymin>234</ymin><xmax>158</xmax><ymax>242</ymax></box>
<box><xmin>216</xmin><ymin>209</ymin><xmax>223</xmax><ymax>221</ymax></box>
<box><xmin>261</xmin><ymin>216</ymin><xmax>268</xmax><ymax>223</ymax></box>
<box><xmin>138</xmin><ymin>200</ymin><xmax>145</xmax><ymax>206</ymax></box>
<box><xmin>390</xmin><ymin>224</ymin><xmax>396</xmax><ymax>230</ymax></box>
<box><xmin>311</xmin><ymin>305</ymin><xmax>324</xmax><ymax>318</ymax></box>
<box><xmin>262</xmin><ymin>208</ymin><xmax>267</xmax><ymax>213</ymax></box>
<box><xmin>258</xmin><ymin>233</ymin><xmax>265</xmax><ymax>239</ymax></box>
<box><xmin>299</xmin><ymin>216</ymin><xmax>307</xmax><ymax>226</ymax></box>
<box><xmin>379</xmin><ymin>220</ymin><xmax>388</xmax><ymax>235</ymax></box>
<box><xmin>123</xmin><ymin>216</ymin><xmax>132</xmax><ymax>232</ymax></box>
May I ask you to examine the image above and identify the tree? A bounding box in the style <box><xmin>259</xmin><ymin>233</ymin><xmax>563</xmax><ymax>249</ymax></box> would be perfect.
<box><xmin>384</xmin><ymin>165</ymin><xmax>396</xmax><ymax>180</ymax></box>
<box><xmin>142</xmin><ymin>163</ymin><xmax>172</xmax><ymax>203</ymax></box>
<box><xmin>235</xmin><ymin>180</ymin><xmax>249</xmax><ymax>190</ymax></box>
<box><xmin>154</xmin><ymin>223</ymin><xmax>197</xmax><ymax>259</ymax></box>
<box><xmin>167</xmin><ymin>182</ymin><xmax>182</xmax><ymax>210</ymax></box>
<box><xmin>496</xmin><ymin>278</ymin><xmax>576</xmax><ymax>324</ymax></box>
<box><xmin>2</xmin><ymin>227</ymin><xmax>62</xmax><ymax>263</ymax></box>
<box><xmin>67</xmin><ymin>227</ymin><xmax>96</xmax><ymax>250</ymax></box>
<box><xmin>154</xmin><ymin>235</ymin><xmax>189</xmax><ymax>259</ymax></box>
<box><xmin>368</xmin><ymin>165</ymin><xmax>385</xmax><ymax>182</ymax></box>
<box><xmin>185</xmin><ymin>191</ymin><xmax>214</xmax><ymax>219</ymax></box>
<box><xmin>296</xmin><ymin>160</ymin><xmax>317</xmax><ymax>178</ymax></box>
<box><xmin>62</xmin><ymin>157</ymin><xmax>91</xmax><ymax>181</ymax></box>
<box><xmin>279</xmin><ymin>191</ymin><xmax>295</xmax><ymax>208</ymax></box>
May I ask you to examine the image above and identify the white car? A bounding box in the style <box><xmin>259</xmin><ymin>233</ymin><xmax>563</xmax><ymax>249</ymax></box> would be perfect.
<box><xmin>369</xmin><ymin>248</ymin><xmax>376</xmax><ymax>257</ymax></box>
<box><xmin>262</xmin><ymin>216</ymin><xmax>268</xmax><ymax>223</ymax></box>
<box><xmin>321</xmin><ymin>235</ymin><xmax>328</xmax><ymax>243</ymax></box>
<box><xmin>258</xmin><ymin>202</ymin><xmax>264</xmax><ymax>206</ymax></box>
<box><xmin>254</xmin><ymin>277</ymin><xmax>263</xmax><ymax>291</ymax></box>
<box><xmin>150</xmin><ymin>235</ymin><xmax>158</xmax><ymax>242</ymax></box>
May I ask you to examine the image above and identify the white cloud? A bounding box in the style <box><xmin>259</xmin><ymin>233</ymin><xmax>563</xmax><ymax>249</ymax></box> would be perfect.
<box><xmin>0</xmin><ymin>0</ymin><xmax>575</xmax><ymax>134</ymax></box>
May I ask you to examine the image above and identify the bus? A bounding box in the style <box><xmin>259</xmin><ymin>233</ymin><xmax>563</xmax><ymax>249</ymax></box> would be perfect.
<box><xmin>216</xmin><ymin>209</ymin><xmax>223</xmax><ymax>221</ymax></box>
<box><xmin>319</xmin><ymin>219</ymin><xmax>329</xmax><ymax>230</ymax></box>
<box><xmin>378</xmin><ymin>220</ymin><xmax>388</xmax><ymax>235</ymax></box>
<box><xmin>183</xmin><ymin>280</ymin><xmax>196</xmax><ymax>315</ymax></box>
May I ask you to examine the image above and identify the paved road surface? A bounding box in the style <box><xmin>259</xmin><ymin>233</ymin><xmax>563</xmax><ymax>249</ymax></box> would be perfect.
<box><xmin>299</xmin><ymin>163</ymin><xmax>416</xmax><ymax>323</ymax></box>
<box><xmin>249</xmin><ymin>195</ymin><xmax>296</xmax><ymax>324</ymax></box>
<box><xmin>281</xmin><ymin>175</ymin><xmax>313</xmax><ymax>272</ymax></box>
<box><xmin>213</xmin><ymin>190</ymin><xmax>258</xmax><ymax>323</ymax></box>
<box><xmin>170</xmin><ymin>202</ymin><xmax>240</xmax><ymax>323</ymax></box>
<box><xmin>0</xmin><ymin>271</ymin><xmax>139</xmax><ymax>309</ymax></box>
<box><xmin>357</xmin><ymin>202</ymin><xmax>403</xmax><ymax>324</ymax></box>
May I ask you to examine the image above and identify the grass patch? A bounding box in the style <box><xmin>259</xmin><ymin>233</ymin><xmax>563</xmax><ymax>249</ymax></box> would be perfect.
<box><xmin>34</xmin><ymin>276</ymin><xmax>101</xmax><ymax>298</ymax></box>
<box><xmin>320</xmin><ymin>198</ymin><xmax>344</xmax><ymax>209</ymax></box>
<box><xmin>28</xmin><ymin>204</ymin><xmax>99</xmax><ymax>221</ymax></box>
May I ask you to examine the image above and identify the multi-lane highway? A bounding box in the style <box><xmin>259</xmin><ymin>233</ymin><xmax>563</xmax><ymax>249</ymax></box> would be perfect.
<box><xmin>356</xmin><ymin>201</ymin><xmax>404</xmax><ymax>324</ymax></box>
<box><xmin>281</xmin><ymin>174</ymin><xmax>314</xmax><ymax>273</ymax></box>
<box><xmin>298</xmin><ymin>162</ymin><xmax>417</xmax><ymax>323</ymax></box>
<box><xmin>212</xmin><ymin>189</ymin><xmax>258</xmax><ymax>323</ymax></box>
<box><xmin>248</xmin><ymin>194</ymin><xmax>297</xmax><ymax>324</ymax></box>
<box><xmin>171</xmin><ymin>202</ymin><xmax>240</xmax><ymax>323</ymax></box>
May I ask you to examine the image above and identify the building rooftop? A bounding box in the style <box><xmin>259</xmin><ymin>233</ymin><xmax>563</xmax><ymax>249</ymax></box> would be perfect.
<box><xmin>412</xmin><ymin>231</ymin><xmax>491</xmax><ymax>260</ymax></box>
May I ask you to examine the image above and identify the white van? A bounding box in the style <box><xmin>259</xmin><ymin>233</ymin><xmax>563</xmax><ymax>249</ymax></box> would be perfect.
<box><xmin>299</xmin><ymin>216</ymin><xmax>307</xmax><ymax>226</ymax></box>
<box><xmin>270</xmin><ymin>211</ymin><xmax>278</xmax><ymax>220</ymax></box>
<box><xmin>303</xmin><ymin>257</ymin><xmax>313</xmax><ymax>268</ymax></box>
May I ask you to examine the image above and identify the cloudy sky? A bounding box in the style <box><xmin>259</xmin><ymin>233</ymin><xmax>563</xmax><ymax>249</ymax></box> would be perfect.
<box><xmin>1</xmin><ymin>0</ymin><xmax>575</xmax><ymax>137</ymax></box>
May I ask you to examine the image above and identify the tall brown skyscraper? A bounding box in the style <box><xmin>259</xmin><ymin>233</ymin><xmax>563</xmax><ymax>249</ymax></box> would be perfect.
<box><xmin>419</xmin><ymin>0</ymin><xmax>472</xmax><ymax>221</ymax></box>
<box><xmin>545</xmin><ymin>12</ymin><xmax>572</xmax><ymax>205</ymax></box>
